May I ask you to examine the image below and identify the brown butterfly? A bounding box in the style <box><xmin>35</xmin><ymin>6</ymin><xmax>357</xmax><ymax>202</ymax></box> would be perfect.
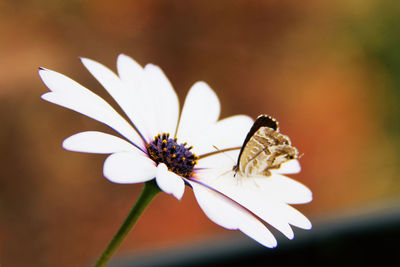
<box><xmin>233</xmin><ymin>115</ymin><xmax>298</xmax><ymax>177</ymax></box>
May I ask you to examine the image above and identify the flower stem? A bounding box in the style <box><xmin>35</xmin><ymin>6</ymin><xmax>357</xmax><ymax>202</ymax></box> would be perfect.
<box><xmin>94</xmin><ymin>180</ymin><xmax>161</xmax><ymax>267</ymax></box>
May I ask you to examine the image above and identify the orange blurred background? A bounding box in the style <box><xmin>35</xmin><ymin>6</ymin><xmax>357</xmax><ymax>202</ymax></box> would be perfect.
<box><xmin>1</xmin><ymin>0</ymin><xmax>400</xmax><ymax>266</ymax></box>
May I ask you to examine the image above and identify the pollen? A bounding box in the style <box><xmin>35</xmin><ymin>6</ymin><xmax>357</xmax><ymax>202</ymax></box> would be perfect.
<box><xmin>146</xmin><ymin>133</ymin><xmax>197</xmax><ymax>178</ymax></box>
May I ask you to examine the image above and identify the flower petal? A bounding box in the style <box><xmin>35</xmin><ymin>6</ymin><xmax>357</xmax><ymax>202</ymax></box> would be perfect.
<box><xmin>103</xmin><ymin>152</ymin><xmax>156</xmax><ymax>184</ymax></box>
<box><xmin>39</xmin><ymin>68</ymin><xmax>145</xmax><ymax>149</ymax></box>
<box><xmin>197</xmin><ymin>153</ymin><xmax>311</xmax><ymax>204</ymax></box>
<box><xmin>253</xmin><ymin>174</ymin><xmax>313</xmax><ymax>204</ymax></box>
<box><xmin>177</xmin><ymin>82</ymin><xmax>220</xmax><ymax>143</ymax></box>
<box><xmin>270</xmin><ymin>159</ymin><xmax>301</xmax><ymax>174</ymax></box>
<box><xmin>63</xmin><ymin>131</ymin><xmax>143</xmax><ymax>154</ymax></box>
<box><xmin>115</xmin><ymin>55</ymin><xmax>160</xmax><ymax>141</ymax></box>
<box><xmin>191</xmin><ymin>115</ymin><xmax>254</xmax><ymax>155</ymax></box>
<box><xmin>196</xmin><ymin>170</ymin><xmax>312</xmax><ymax>239</ymax></box>
<box><xmin>143</xmin><ymin>64</ymin><xmax>180</xmax><ymax>136</ymax></box>
<box><xmin>281</xmin><ymin>203</ymin><xmax>312</xmax><ymax>230</ymax></box>
<box><xmin>155</xmin><ymin>163</ymin><xmax>185</xmax><ymax>200</ymax></box>
<box><xmin>117</xmin><ymin>54</ymin><xmax>144</xmax><ymax>90</ymax></box>
<box><xmin>189</xmin><ymin>181</ymin><xmax>277</xmax><ymax>248</ymax></box>
<box><xmin>116</xmin><ymin>55</ymin><xmax>152</xmax><ymax>138</ymax></box>
<box><xmin>80</xmin><ymin>57</ymin><xmax>150</xmax><ymax>142</ymax></box>
<box><xmin>196</xmin><ymin>150</ymin><xmax>239</xmax><ymax>173</ymax></box>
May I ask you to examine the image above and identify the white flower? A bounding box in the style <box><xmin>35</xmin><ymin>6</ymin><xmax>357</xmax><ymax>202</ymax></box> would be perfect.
<box><xmin>39</xmin><ymin>54</ymin><xmax>312</xmax><ymax>248</ymax></box>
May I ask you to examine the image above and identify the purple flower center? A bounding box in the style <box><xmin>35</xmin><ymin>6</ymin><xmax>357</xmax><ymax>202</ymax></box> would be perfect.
<box><xmin>146</xmin><ymin>133</ymin><xmax>198</xmax><ymax>178</ymax></box>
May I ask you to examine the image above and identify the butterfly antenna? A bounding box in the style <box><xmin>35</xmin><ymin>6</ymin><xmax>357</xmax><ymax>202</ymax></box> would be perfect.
<box><xmin>212</xmin><ymin>145</ymin><xmax>236</xmax><ymax>165</ymax></box>
<box><xmin>208</xmin><ymin>145</ymin><xmax>238</xmax><ymax>180</ymax></box>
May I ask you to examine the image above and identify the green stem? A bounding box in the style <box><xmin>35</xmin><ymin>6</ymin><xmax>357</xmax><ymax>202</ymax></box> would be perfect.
<box><xmin>94</xmin><ymin>180</ymin><xmax>161</xmax><ymax>267</ymax></box>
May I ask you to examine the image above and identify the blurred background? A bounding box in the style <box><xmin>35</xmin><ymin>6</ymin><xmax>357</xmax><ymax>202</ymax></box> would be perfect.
<box><xmin>1</xmin><ymin>0</ymin><xmax>400</xmax><ymax>266</ymax></box>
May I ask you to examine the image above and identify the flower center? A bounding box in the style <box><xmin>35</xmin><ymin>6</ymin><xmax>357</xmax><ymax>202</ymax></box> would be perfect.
<box><xmin>146</xmin><ymin>133</ymin><xmax>198</xmax><ymax>178</ymax></box>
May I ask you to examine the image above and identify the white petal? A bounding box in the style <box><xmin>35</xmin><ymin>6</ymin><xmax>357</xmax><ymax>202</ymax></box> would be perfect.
<box><xmin>143</xmin><ymin>64</ymin><xmax>179</xmax><ymax>136</ymax></box>
<box><xmin>270</xmin><ymin>159</ymin><xmax>301</xmax><ymax>174</ymax></box>
<box><xmin>39</xmin><ymin>69</ymin><xmax>145</xmax><ymax>149</ymax></box>
<box><xmin>63</xmin><ymin>131</ymin><xmax>142</xmax><ymax>154</ymax></box>
<box><xmin>196</xmin><ymin>150</ymin><xmax>239</xmax><ymax>176</ymax></box>
<box><xmin>190</xmin><ymin>115</ymin><xmax>254</xmax><ymax>155</ymax></box>
<box><xmin>80</xmin><ymin>57</ymin><xmax>125</xmax><ymax>98</ymax></box>
<box><xmin>116</xmin><ymin>55</ymin><xmax>158</xmax><ymax>141</ymax></box>
<box><xmin>282</xmin><ymin>203</ymin><xmax>312</xmax><ymax>230</ymax></box>
<box><xmin>177</xmin><ymin>82</ymin><xmax>220</xmax><ymax>143</ymax></box>
<box><xmin>103</xmin><ymin>152</ymin><xmax>156</xmax><ymax>184</ymax></box>
<box><xmin>117</xmin><ymin>54</ymin><xmax>144</xmax><ymax>90</ymax></box>
<box><xmin>80</xmin><ymin>57</ymin><xmax>151</xmax><ymax>143</ymax></box>
<box><xmin>199</xmin><ymin>172</ymin><xmax>312</xmax><ymax>239</ymax></box>
<box><xmin>190</xmin><ymin>181</ymin><xmax>277</xmax><ymax>248</ymax></box>
<box><xmin>253</xmin><ymin>174</ymin><xmax>313</xmax><ymax>204</ymax></box>
<box><xmin>155</xmin><ymin>163</ymin><xmax>185</xmax><ymax>200</ymax></box>
<box><xmin>198</xmin><ymin>156</ymin><xmax>310</xmax><ymax>205</ymax></box>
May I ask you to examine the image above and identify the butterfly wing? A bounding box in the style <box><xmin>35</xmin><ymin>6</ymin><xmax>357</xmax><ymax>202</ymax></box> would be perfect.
<box><xmin>235</xmin><ymin>115</ymin><xmax>298</xmax><ymax>177</ymax></box>
<box><xmin>236</xmin><ymin>115</ymin><xmax>278</xmax><ymax>169</ymax></box>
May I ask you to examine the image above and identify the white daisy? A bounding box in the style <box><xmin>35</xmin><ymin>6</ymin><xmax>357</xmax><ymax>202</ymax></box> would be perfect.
<box><xmin>39</xmin><ymin>54</ymin><xmax>312</xmax><ymax>248</ymax></box>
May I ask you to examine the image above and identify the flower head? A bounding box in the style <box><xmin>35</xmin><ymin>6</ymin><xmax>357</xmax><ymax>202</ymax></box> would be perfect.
<box><xmin>39</xmin><ymin>54</ymin><xmax>312</xmax><ymax>248</ymax></box>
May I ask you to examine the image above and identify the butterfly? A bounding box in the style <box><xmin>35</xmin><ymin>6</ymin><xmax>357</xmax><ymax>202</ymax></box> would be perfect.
<box><xmin>233</xmin><ymin>115</ymin><xmax>299</xmax><ymax>177</ymax></box>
